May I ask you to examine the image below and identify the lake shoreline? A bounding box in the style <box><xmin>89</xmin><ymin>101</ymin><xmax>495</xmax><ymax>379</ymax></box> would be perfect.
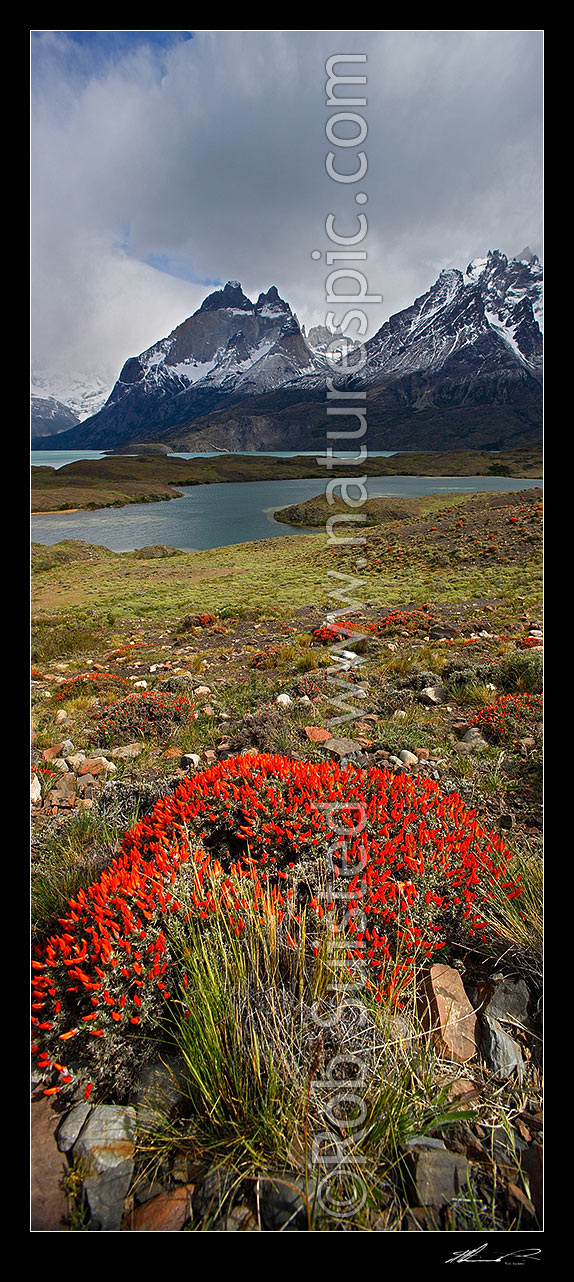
<box><xmin>30</xmin><ymin>474</ymin><xmax>542</xmax><ymax>555</ymax></box>
<box><xmin>31</xmin><ymin>446</ymin><xmax>542</xmax><ymax>515</ymax></box>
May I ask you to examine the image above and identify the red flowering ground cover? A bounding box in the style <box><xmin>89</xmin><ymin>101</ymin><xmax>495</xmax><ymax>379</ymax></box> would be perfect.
<box><xmin>105</xmin><ymin>643</ymin><xmax>151</xmax><ymax>661</ymax></box>
<box><xmin>375</xmin><ymin>606</ymin><xmax>436</xmax><ymax>636</ymax></box>
<box><xmin>294</xmin><ymin>670</ymin><xmax>353</xmax><ymax>699</ymax></box>
<box><xmin>469</xmin><ymin>694</ymin><xmax>543</xmax><ymax>744</ymax></box>
<box><xmin>55</xmin><ymin>672</ymin><xmax>131</xmax><ymax>702</ymax></box>
<box><xmin>32</xmin><ymin>754</ymin><xmax>520</xmax><ymax>1100</ymax></box>
<box><xmin>89</xmin><ymin>690</ymin><xmax>195</xmax><ymax>744</ymax></box>
<box><xmin>249</xmin><ymin>646</ymin><xmax>280</xmax><ymax>669</ymax></box>
<box><xmin>312</xmin><ymin>625</ymin><xmax>346</xmax><ymax>644</ymax></box>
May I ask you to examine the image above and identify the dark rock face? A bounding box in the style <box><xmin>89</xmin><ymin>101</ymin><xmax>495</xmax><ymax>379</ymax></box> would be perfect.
<box><xmin>34</xmin><ymin>251</ymin><xmax>542</xmax><ymax>452</ymax></box>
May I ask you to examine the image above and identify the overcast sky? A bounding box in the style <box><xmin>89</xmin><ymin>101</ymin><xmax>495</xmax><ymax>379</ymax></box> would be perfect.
<box><xmin>31</xmin><ymin>29</ymin><xmax>543</xmax><ymax>396</ymax></box>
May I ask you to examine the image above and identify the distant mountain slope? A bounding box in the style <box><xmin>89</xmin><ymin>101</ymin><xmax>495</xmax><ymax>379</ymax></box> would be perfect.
<box><xmin>31</xmin><ymin>396</ymin><xmax>80</xmax><ymax>440</ymax></box>
<box><xmin>33</xmin><ymin>251</ymin><xmax>542</xmax><ymax>452</ymax></box>
<box><xmin>31</xmin><ymin>372</ymin><xmax>112</xmax><ymax>422</ymax></box>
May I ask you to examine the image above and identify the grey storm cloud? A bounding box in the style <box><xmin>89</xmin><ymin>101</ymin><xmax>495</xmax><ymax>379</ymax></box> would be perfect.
<box><xmin>31</xmin><ymin>28</ymin><xmax>543</xmax><ymax>392</ymax></box>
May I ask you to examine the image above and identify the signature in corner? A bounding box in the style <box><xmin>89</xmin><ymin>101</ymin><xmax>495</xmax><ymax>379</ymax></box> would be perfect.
<box><xmin>445</xmin><ymin>1244</ymin><xmax>542</xmax><ymax>1265</ymax></box>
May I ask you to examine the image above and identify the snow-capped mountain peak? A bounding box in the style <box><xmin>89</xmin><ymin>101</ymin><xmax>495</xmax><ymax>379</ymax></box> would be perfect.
<box><xmin>32</xmin><ymin>251</ymin><xmax>542</xmax><ymax>453</ymax></box>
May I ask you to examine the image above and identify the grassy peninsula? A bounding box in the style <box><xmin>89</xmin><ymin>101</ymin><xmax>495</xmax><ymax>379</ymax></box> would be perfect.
<box><xmin>31</xmin><ymin>444</ymin><xmax>542</xmax><ymax>513</ymax></box>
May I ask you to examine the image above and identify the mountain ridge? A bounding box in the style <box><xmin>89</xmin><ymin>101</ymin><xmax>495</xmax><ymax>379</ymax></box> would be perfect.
<box><xmin>33</xmin><ymin>250</ymin><xmax>542</xmax><ymax>453</ymax></box>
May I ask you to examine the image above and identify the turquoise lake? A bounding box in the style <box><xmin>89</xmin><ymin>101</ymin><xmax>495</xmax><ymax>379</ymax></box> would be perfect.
<box><xmin>31</xmin><ymin>453</ymin><xmax>542</xmax><ymax>553</ymax></box>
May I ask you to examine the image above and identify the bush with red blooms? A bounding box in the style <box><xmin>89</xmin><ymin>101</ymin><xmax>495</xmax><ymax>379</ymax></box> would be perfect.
<box><xmin>294</xmin><ymin>670</ymin><xmax>353</xmax><ymax>699</ymax></box>
<box><xmin>31</xmin><ymin>754</ymin><xmax>520</xmax><ymax>1100</ymax></box>
<box><xmin>376</xmin><ymin>606</ymin><xmax>436</xmax><ymax>636</ymax></box>
<box><xmin>312</xmin><ymin>626</ymin><xmax>346</xmax><ymax>644</ymax></box>
<box><xmin>55</xmin><ymin>672</ymin><xmax>131</xmax><ymax>702</ymax></box>
<box><xmin>469</xmin><ymin>693</ymin><xmax>543</xmax><ymax>744</ymax></box>
<box><xmin>89</xmin><ymin>690</ymin><xmax>195</xmax><ymax>745</ymax></box>
<box><xmin>105</xmin><ymin>643</ymin><xmax>150</xmax><ymax>660</ymax></box>
<box><xmin>249</xmin><ymin>646</ymin><xmax>280</xmax><ymax>669</ymax></box>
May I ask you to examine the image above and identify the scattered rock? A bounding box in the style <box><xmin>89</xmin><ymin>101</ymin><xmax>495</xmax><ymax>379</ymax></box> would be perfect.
<box><xmin>498</xmin><ymin>813</ymin><xmax>514</xmax><ymax>830</ymax></box>
<box><xmin>419</xmin><ymin>685</ymin><xmax>448</xmax><ymax>707</ymax></box>
<box><xmin>504</xmin><ymin>1180</ymin><xmax>536</xmax><ymax>1221</ymax></box>
<box><xmin>57</xmin><ymin>1103</ymin><xmax>92</xmax><ymax>1153</ymax></box>
<box><xmin>425</xmin><ymin>964</ymin><xmax>479</xmax><ymax>1063</ymax></box>
<box><xmin>257</xmin><ymin>1174</ymin><xmax>310</xmax><ymax>1231</ymax></box>
<box><xmin>406</xmin><ymin>1146</ymin><xmax>471</xmax><ymax>1209</ymax></box>
<box><xmin>181</xmin><ymin>753</ymin><xmax>201</xmax><ymax>770</ymax></box>
<box><xmin>55</xmin><ymin>709</ymin><xmax>69</xmax><ymax>725</ymax></box>
<box><xmin>447</xmin><ymin>1078</ymin><xmax>480</xmax><ymax>1104</ymax></box>
<box><xmin>223</xmin><ymin>1204</ymin><xmax>260</xmax><ymax>1231</ymax></box>
<box><xmin>31</xmin><ymin>1095</ymin><xmax>71</xmax><ymax>1231</ymax></box>
<box><xmin>323</xmin><ymin>736</ymin><xmax>363</xmax><ymax>759</ymax></box>
<box><xmin>457</xmin><ymin>727</ymin><xmax>489</xmax><ymax>752</ymax></box>
<box><xmin>126</xmin><ymin>1185</ymin><xmax>195</xmax><ymax>1232</ymax></box>
<box><xmin>111</xmin><ymin>743</ymin><xmax>144</xmax><ymax>760</ymax></box>
<box><xmin>399</xmin><ymin>749</ymin><xmax>418</xmax><ymax>766</ymax></box>
<box><xmin>461</xmin><ymin>727</ymin><xmax>487</xmax><ymax>745</ymax></box>
<box><xmin>276</xmin><ymin>693</ymin><xmax>293</xmax><ymax>707</ymax></box>
<box><xmin>430</xmin><ymin>623</ymin><xmax>459</xmax><ymax>639</ymax></box>
<box><xmin>485</xmin><ymin>976</ymin><xmax>531</xmax><ymax>1028</ymax></box>
<box><xmin>304</xmin><ymin>726</ymin><xmax>332</xmax><ymax>744</ymax></box>
<box><xmin>78</xmin><ymin>757</ymin><xmax>116</xmax><ymax>776</ymax></box>
<box><xmin>49</xmin><ymin>773</ymin><xmax>78</xmax><ymax>807</ymax></box>
<box><xmin>76</xmin><ymin>775</ymin><xmax>100</xmax><ymax>798</ymax></box>
<box><xmin>31</xmin><ymin>773</ymin><xmax>42</xmax><ymax>805</ymax></box>
<box><xmin>73</xmin><ymin>1105</ymin><xmax>136</xmax><ymax>1172</ymax></box>
<box><xmin>73</xmin><ymin>1105</ymin><xmax>136</xmax><ymax>1232</ymax></box>
<box><xmin>479</xmin><ymin>1014</ymin><xmax>525</xmax><ymax>1081</ymax></box>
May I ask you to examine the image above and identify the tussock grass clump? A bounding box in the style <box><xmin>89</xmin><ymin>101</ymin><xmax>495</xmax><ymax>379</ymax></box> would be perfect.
<box><xmin>31</xmin><ymin>613</ymin><xmax>111</xmax><ymax>663</ymax></box>
<box><xmin>32</xmin><ymin>806</ymin><xmax>129</xmax><ymax>937</ymax></box>
<box><xmin>475</xmin><ymin>844</ymin><xmax>542</xmax><ymax>983</ymax></box>
<box><xmin>496</xmin><ymin>649</ymin><xmax>543</xmax><ymax>694</ymax></box>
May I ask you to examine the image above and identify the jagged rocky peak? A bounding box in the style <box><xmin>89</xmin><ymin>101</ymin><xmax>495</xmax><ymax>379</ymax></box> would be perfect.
<box><xmin>420</xmin><ymin>266</ymin><xmax>465</xmax><ymax>311</ymax></box>
<box><xmin>199</xmin><ymin>280</ymin><xmax>253</xmax><ymax>312</ymax></box>
<box><xmin>465</xmin><ymin>248</ymin><xmax>541</xmax><ymax>283</ymax></box>
<box><xmin>517</xmin><ymin>246</ymin><xmax>539</xmax><ymax>265</ymax></box>
<box><xmin>255</xmin><ymin>285</ymin><xmax>291</xmax><ymax>315</ymax></box>
<box><xmin>464</xmin><ymin>249</ymin><xmax>508</xmax><ymax>281</ymax></box>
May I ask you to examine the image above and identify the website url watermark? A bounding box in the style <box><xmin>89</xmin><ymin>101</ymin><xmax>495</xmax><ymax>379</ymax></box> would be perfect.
<box><xmin>308</xmin><ymin>51</ymin><xmax>383</xmax><ymax>1221</ymax></box>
